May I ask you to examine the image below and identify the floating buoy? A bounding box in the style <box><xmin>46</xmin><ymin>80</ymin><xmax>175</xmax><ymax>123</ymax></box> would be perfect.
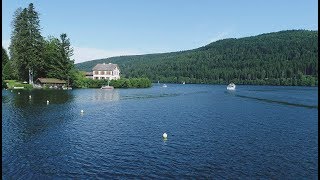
<box><xmin>81</xmin><ymin>110</ymin><xmax>84</xmax><ymax>113</ymax></box>
<box><xmin>46</xmin><ymin>100</ymin><xmax>49</xmax><ymax>104</ymax></box>
<box><xmin>163</xmin><ymin>133</ymin><xmax>168</xmax><ymax>139</ymax></box>
<box><xmin>29</xmin><ymin>95</ymin><xmax>32</xmax><ymax>99</ymax></box>
<box><xmin>18</xmin><ymin>92</ymin><xmax>20</xmax><ymax>94</ymax></box>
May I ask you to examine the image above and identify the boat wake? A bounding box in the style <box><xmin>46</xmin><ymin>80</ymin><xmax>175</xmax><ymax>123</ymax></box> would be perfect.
<box><xmin>235</xmin><ymin>94</ymin><xmax>318</xmax><ymax>109</ymax></box>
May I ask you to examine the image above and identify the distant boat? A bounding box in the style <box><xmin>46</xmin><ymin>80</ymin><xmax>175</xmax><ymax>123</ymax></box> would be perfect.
<box><xmin>101</xmin><ymin>85</ymin><xmax>114</xmax><ymax>90</ymax></box>
<box><xmin>162</xmin><ymin>84</ymin><xmax>167</xmax><ymax>88</ymax></box>
<box><xmin>101</xmin><ymin>81</ymin><xmax>114</xmax><ymax>90</ymax></box>
<box><xmin>227</xmin><ymin>83</ymin><xmax>236</xmax><ymax>90</ymax></box>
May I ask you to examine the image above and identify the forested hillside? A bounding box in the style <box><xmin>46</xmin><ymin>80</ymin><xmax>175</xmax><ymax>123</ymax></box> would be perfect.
<box><xmin>76</xmin><ymin>30</ymin><xmax>318</xmax><ymax>86</ymax></box>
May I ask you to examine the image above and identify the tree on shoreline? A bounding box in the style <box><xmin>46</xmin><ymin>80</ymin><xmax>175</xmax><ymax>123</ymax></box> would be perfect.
<box><xmin>9</xmin><ymin>4</ymin><xmax>45</xmax><ymax>82</ymax></box>
<box><xmin>44</xmin><ymin>34</ymin><xmax>74</xmax><ymax>81</ymax></box>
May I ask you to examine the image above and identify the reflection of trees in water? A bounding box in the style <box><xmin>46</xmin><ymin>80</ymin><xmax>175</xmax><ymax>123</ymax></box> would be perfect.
<box><xmin>2</xmin><ymin>95</ymin><xmax>10</xmax><ymax>103</ymax></box>
<box><xmin>13</xmin><ymin>89</ymin><xmax>73</xmax><ymax>107</ymax></box>
<box><xmin>94</xmin><ymin>89</ymin><xmax>120</xmax><ymax>101</ymax></box>
<box><xmin>8</xmin><ymin>90</ymin><xmax>75</xmax><ymax>142</ymax></box>
<box><xmin>5</xmin><ymin>89</ymin><xmax>119</xmax><ymax>143</ymax></box>
<box><xmin>3</xmin><ymin>90</ymin><xmax>78</xmax><ymax>176</ymax></box>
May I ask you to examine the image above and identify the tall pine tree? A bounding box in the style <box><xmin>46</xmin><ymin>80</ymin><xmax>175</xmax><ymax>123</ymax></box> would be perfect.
<box><xmin>59</xmin><ymin>33</ymin><xmax>74</xmax><ymax>80</ymax></box>
<box><xmin>9</xmin><ymin>3</ymin><xmax>45</xmax><ymax>82</ymax></box>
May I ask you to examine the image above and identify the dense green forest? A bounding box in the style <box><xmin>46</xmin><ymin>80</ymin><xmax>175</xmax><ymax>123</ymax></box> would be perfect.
<box><xmin>76</xmin><ymin>30</ymin><xmax>318</xmax><ymax>86</ymax></box>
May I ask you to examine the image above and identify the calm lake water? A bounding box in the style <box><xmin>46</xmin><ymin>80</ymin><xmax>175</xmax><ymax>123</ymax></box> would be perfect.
<box><xmin>2</xmin><ymin>84</ymin><xmax>318</xmax><ymax>179</ymax></box>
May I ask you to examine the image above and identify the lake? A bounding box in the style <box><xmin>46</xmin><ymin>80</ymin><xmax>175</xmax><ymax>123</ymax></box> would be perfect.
<box><xmin>2</xmin><ymin>84</ymin><xmax>318</xmax><ymax>179</ymax></box>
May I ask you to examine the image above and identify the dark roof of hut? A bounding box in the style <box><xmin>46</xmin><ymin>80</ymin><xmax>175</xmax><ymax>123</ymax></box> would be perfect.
<box><xmin>36</xmin><ymin>78</ymin><xmax>66</xmax><ymax>84</ymax></box>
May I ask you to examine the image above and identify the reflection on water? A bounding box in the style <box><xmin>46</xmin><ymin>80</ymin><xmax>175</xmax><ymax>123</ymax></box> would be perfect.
<box><xmin>12</xmin><ymin>89</ymin><xmax>74</xmax><ymax>107</ymax></box>
<box><xmin>4</xmin><ymin>89</ymin><xmax>75</xmax><ymax>142</ymax></box>
<box><xmin>94</xmin><ymin>89</ymin><xmax>120</xmax><ymax>101</ymax></box>
<box><xmin>2</xmin><ymin>95</ymin><xmax>10</xmax><ymax>103</ymax></box>
<box><xmin>2</xmin><ymin>85</ymin><xmax>318</xmax><ymax>179</ymax></box>
<box><xmin>120</xmin><ymin>93</ymin><xmax>181</xmax><ymax>100</ymax></box>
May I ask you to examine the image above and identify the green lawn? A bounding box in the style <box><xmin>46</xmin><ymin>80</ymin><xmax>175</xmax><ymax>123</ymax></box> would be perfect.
<box><xmin>4</xmin><ymin>80</ymin><xmax>33</xmax><ymax>90</ymax></box>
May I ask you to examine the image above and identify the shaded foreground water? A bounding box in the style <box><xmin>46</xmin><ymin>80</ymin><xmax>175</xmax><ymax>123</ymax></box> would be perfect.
<box><xmin>2</xmin><ymin>84</ymin><xmax>318</xmax><ymax>178</ymax></box>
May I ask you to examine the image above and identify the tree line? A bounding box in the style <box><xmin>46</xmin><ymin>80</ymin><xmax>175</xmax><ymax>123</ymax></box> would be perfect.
<box><xmin>76</xmin><ymin>30</ymin><xmax>318</xmax><ymax>86</ymax></box>
<box><xmin>71</xmin><ymin>71</ymin><xmax>151</xmax><ymax>88</ymax></box>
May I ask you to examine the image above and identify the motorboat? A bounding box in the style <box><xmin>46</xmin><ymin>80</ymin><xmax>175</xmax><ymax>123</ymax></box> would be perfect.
<box><xmin>227</xmin><ymin>83</ymin><xmax>236</xmax><ymax>90</ymax></box>
<box><xmin>101</xmin><ymin>85</ymin><xmax>114</xmax><ymax>90</ymax></box>
<box><xmin>162</xmin><ymin>84</ymin><xmax>167</xmax><ymax>88</ymax></box>
<box><xmin>101</xmin><ymin>81</ymin><xmax>114</xmax><ymax>89</ymax></box>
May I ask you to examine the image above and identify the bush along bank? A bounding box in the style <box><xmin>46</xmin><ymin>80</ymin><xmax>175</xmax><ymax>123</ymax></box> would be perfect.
<box><xmin>72</xmin><ymin>77</ymin><xmax>152</xmax><ymax>88</ymax></box>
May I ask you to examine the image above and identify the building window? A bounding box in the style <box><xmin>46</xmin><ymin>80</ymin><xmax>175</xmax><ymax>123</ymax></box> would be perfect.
<box><xmin>101</xmin><ymin>77</ymin><xmax>105</xmax><ymax>79</ymax></box>
<box><xmin>94</xmin><ymin>71</ymin><xmax>99</xmax><ymax>75</ymax></box>
<box><xmin>95</xmin><ymin>77</ymin><xmax>99</xmax><ymax>79</ymax></box>
<box><xmin>101</xmin><ymin>71</ymin><xmax>105</xmax><ymax>75</ymax></box>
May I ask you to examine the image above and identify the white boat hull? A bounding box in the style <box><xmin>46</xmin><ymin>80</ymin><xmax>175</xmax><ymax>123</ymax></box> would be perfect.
<box><xmin>227</xmin><ymin>83</ymin><xmax>236</xmax><ymax>90</ymax></box>
<box><xmin>101</xmin><ymin>86</ymin><xmax>114</xmax><ymax>89</ymax></box>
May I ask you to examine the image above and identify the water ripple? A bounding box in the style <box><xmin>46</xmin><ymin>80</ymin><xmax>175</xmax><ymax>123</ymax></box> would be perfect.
<box><xmin>2</xmin><ymin>85</ymin><xmax>318</xmax><ymax>178</ymax></box>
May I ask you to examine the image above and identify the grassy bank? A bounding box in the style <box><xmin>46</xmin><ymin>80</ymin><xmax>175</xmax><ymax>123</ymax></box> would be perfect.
<box><xmin>4</xmin><ymin>80</ymin><xmax>33</xmax><ymax>90</ymax></box>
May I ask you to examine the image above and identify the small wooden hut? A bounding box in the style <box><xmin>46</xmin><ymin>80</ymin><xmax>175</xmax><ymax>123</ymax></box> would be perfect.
<box><xmin>35</xmin><ymin>78</ymin><xmax>67</xmax><ymax>89</ymax></box>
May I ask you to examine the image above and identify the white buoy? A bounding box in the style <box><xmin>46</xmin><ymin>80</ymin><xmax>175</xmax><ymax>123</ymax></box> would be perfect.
<box><xmin>81</xmin><ymin>110</ymin><xmax>84</xmax><ymax>113</ymax></box>
<box><xmin>163</xmin><ymin>133</ymin><xmax>168</xmax><ymax>139</ymax></box>
<box><xmin>18</xmin><ymin>92</ymin><xmax>20</xmax><ymax>94</ymax></box>
<box><xmin>46</xmin><ymin>100</ymin><xmax>49</xmax><ymax>104</ymax></box>
<box><xmin>29</xmin><ymin>95</ymin><xmax>32</xmax><ymax>99</ymax></box>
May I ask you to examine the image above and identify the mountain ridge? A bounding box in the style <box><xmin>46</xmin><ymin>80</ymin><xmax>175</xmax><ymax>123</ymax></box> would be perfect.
<box><xmin>75</xmin><ymin>29</ymin><xmax>318</xmax><ymax>86</ymax></box>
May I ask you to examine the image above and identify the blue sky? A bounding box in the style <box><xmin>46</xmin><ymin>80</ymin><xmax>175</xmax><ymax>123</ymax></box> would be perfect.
<box><xmin>2</xmin><ymin>0</ymin><xmax>318</xmax><ymax>63</ymax></box>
